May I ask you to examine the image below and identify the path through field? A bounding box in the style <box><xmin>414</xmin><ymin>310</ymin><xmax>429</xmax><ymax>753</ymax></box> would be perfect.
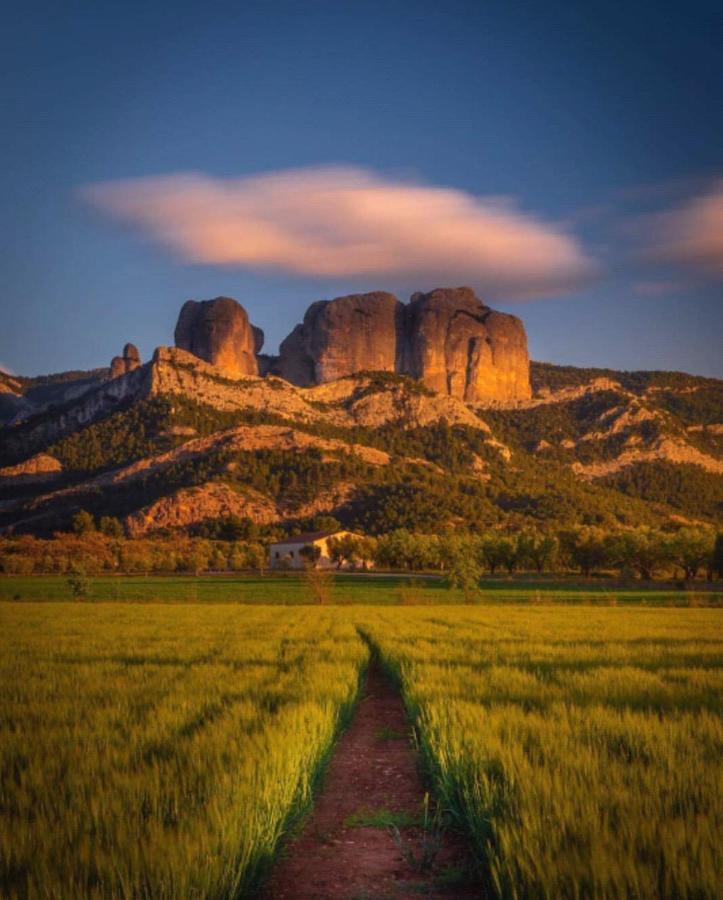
<box><xmin>263</xmin><ymin>663</ymin><xmax>476</xmax><ymax>899</ymax></box>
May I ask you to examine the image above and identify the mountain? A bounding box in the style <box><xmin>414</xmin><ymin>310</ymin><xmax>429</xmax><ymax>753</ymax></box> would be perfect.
<box><xmin>0</xmin><ymin>292</ymin><xmax>721</xmax><ymax>537</ymax></box>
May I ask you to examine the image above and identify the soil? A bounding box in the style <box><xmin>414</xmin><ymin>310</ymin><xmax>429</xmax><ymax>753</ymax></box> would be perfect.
<box><xmin>262</xmin><ymin>663</ymin><xmax>478</xmax><ymax>899</ymax></box>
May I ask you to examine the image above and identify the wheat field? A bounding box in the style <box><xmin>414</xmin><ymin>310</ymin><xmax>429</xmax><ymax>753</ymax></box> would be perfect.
<box><xmin>0</xmin><ymin>604</ymin><xmax>367</xmax><ymax>897</ymax></box>
<box><xmin>359</xmin><ymin>606</ymin><xmax>722</xmax><ymax>899</ymax></box>
<box><xmin>1</xmin><ymin>602</ymin><xmax>721</xmax><ymax>898</ymax></box>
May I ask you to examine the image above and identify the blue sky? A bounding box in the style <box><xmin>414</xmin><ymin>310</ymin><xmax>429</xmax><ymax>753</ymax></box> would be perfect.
<box><xmin>1</xmin><ymin>0</ymin><xmax>721</xmax><ymax>377</ymax></box>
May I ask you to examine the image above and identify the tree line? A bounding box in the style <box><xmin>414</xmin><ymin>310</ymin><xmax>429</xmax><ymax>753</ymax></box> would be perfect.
<box><xmin>1</xmin><ymin>518</ymin><xmax>721</xmax><ymax>583</ymax></box>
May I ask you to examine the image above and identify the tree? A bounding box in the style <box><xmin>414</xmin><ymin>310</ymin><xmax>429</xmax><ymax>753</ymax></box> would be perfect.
<box><xmin>299</xmin><ymin>544</ymin><xmax>322</xmax><ymax>568</ymax></box>
<box><xmin>666</xmin><ymin>528</ymin><xmax>716</xmax><ymax>580</ymax></box>
<box><xmin>442</xmin><ymin>535</ymin><xmax>482</xmax><ymax>596</ymax></box>
<box><xmin>312</xmin><ymin>515</ymin><xmax>342</xmax><ymax>533</ymax></box>
<box><xmin>560</xmin><ymin>527</ymin><xmax>610</xmax><ymax>576</ymax></box>
<box><xmin>498</xmin><ymin>537</ymin><xmax>518</xmax><ymax>575</ymax></box>
<box><xmin>302</xmin><ymin>565</ymin><xmax>334</xmax><ymax>604</ymax></box>
<box><xmin>480</xmin><ymin>534</ymin><xmax>507</xmax><ymax>575</ymax></box>
<box><xmin>247</xmin><ymin>542</ymin><xmax>267</xmax><ymax>576</ymax></box>
<box><xmin>519</xmin><ymin>532</ymin><xmax>558</xmax><ymax>574</ymax></box>
<box><xmin>98</xmin><ymin>516</ymin><xmax>124</xmax><ymax>538</ymax></box>
<box><xmin>67</xmin><ymin>564</ymin><xmax>90</xmax><ymax>599</ymax></box>
<box><xmin>327</xmin><ymin>534</ymin><xmax>364</xmax><ymax>569</ymax></box>
<box><xmin>713</xmin><ymin>533</ymin><xmax>723</xmax><ymax>579</ymax></box>
<box><xmin>211</xmin><ymin>547</ymin><xmax>229</xmax><ymax>571</ymax></box>
<box><xmin>71</xmin><ymin>510</ymin><xmax>95</xmax><ymax>536</ymax></box>
<box><xmin>607</xmin><ymin>528</ymin><xmax>669</xmax><ymax>581</ymax></box>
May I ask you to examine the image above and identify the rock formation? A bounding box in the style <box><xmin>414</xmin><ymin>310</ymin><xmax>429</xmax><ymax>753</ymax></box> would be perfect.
<box><xmin>276</xmin><ymin>287</ymin><xmax>531</xmax><ymax>401</ymax></box>
<box><xmin>167</xmin><ymin>289</ymin><xmax>529</xmax><ymax>400</ymax></box>
<box><xmin>405</xmin><ymin>288</ymin><xmax>531</xmax><ymax>402</ymax></box>
<box><xmin>174</xmin><ymin>297</ymin><xmax>261</xmax><ymax>376</ymax></box>
<box><xmin>277</xmin><ymin>292</ymin><xmax>402</xmax><ymax>385</ymax></box>
<box><xmin>110</xmin><ymin>343</ymin><xmax>142</xmax><ymax>379</ymax></box>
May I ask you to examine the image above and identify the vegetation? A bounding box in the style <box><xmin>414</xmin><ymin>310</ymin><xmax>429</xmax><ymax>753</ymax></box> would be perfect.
<box><xmin>1</xmin><ymin>603</ymin><xmax>720</xmax><ymax>898</ymax></box>
<box><xmin>530</xmin><ymin>361</ymin><xmax>723</xmax><ymax>395</ymax></box>
<box><xmin>361</xmin><ymin>606</ymin><xmax>722</xmax><ymax>899</ymax></box>
<box><xmin>1</xmin><ymin>523</ymin><xmax>720</xmax><ymax>585</ymax></box>
<box><xmin>45</xmin><ymin>396</ymin><xmax>262</xmax><ymax>473</ymax></box>
<box><xmin>0</xmin><ymin>604</ymin><xmax>367</xmax><ymax>897</ymax></box>
<box><xmin>600</xmin><ymin>461</ymin><xmax>723</xmax><ymax>520</ymax></box>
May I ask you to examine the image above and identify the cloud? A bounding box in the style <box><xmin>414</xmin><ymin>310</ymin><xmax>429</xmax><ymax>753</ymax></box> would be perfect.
<box><xmin>638</xmin><ymin>180</ymin><xmax>723</xmax><ymax>277</ymax></box>
<box><xmin>81</xmin><ymin>165</ymin><xmax>595</xmax><ymax>299</ymax></box>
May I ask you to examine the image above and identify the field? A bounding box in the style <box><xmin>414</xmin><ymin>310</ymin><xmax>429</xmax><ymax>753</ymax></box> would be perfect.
<box><xmin>361</xmin><ymin>608</ymin><xmax>722</xmax><ymax>898</ymax></box>
<box><xmin>1</xmin><ymin>601</ymin><xmax>721</xmax><ymax>898</ymax></box>
<box><xmin>0</xmin><ymin>604</ymin><xmax>367</xmax><ymax>897</ymax></box>
<box><xmin>1</xmin><ymin>573</ymin><xmax>721</xmax><ymax>605</ymax></box>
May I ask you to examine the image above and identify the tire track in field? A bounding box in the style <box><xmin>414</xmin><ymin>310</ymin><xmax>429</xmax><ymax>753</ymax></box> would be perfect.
<box><xmin>262</xmin><ymin>662</ymin><xmax>477</xmax><ymax>899</ymax></box>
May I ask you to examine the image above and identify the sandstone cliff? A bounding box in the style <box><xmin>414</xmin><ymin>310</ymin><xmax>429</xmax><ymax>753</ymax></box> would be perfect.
<box><xmin>405</xmin><ymin>288</ymin><xmax>531</xmax><ymax>402</ymax></box>
<box><xmin>174</xmin><ymin>297</ymin><xmax>261</xmax><ymax>376</ymax></box>
<box><xmin>277</xmin><ymin>292</ymin><xmax>402</xmax><ymax>385</ymax></box>
<box><xmin>276</xmin><ymin>287</ymin><xmax>531</xmax><ymax>402</ymax></box>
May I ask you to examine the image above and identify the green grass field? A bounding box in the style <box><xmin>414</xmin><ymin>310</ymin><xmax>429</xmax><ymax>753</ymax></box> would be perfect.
<box><xmin>1</xmin><ymin>601</ymin><xmax>721</xmax><ymax>898</ymax></box>
<box><xmin>1</xmin><ymin>573</ymin><xmax>721</xmax><ymax>605</ymax></box>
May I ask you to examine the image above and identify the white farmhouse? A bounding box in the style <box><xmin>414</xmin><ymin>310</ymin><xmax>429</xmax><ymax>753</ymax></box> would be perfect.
<box><xmin>268</xmin><ymin>530</ymin><xmax>355</xmax><ymax>570</ymax></box>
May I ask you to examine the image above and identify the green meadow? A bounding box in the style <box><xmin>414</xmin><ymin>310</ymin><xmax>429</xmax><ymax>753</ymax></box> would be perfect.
<box><xmin>1</xmin><ymin>573</ymin><xmax>721</xmax><ymax>605</ymax></box>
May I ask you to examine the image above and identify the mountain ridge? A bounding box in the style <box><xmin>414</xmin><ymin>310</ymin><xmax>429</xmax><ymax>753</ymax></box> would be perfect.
<box><xmin>1</xmin><ymin>293</ymin><xmax>721</xmax><ymax>537</ymax></box>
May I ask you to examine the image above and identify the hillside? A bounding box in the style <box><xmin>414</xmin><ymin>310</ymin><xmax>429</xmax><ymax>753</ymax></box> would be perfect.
<box><xmin>1</xmin><ymin>343</ymin><xmax>721</xmax><ymax>537</ymax></box>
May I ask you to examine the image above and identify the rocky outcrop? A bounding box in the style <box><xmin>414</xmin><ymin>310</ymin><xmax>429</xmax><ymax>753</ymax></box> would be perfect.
<box><xmin>125</xmin><ymin>482</ymin><xmax>279</xmax><ymax>536</ymax></box>
<box><xmin>277</xmin><ymin>287</ymin><xmax>531</xmax><ymax>402</ymax></box>
<box><xmin>405</xmin><ymin>288</ymin><xmax>531</xmax><ymax>402</ymax></box>
<box><xmin>0</xmin><ymin>453</ymin><xmax>62</xmax><ymax>484</ymax></box>
<box><xmin>174</xmin><ymin>297</ymin><xmax>261</xmax><ymax>376</ymax></box>
<box><xmin>572</xmin><ymin>438</ymin><xmax>723</xmax><ymax>479</ymax></box>
<box><xmin>277</xmin><ymin>292</ymin><xmax>402</xmax><ymax>385</ymax></box>
<box><xmin>1</xmin><ymin>366</ymin><xmax>150</xmax><ymax>465</ymax></box>
<box><xmin>110</xmin><ymin>343</ymin><xmax>141</xmax><ymax>379</ymax></box>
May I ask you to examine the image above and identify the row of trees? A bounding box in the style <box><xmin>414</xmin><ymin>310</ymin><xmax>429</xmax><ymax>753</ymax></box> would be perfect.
<box><xmin>1</xmin><ymin>525</ymin><xmax>720</xmax><ymax>582</ymax></box>
<box><xmin>329</xmin><ymin>526</ymin><xmax>722</xmax><ymax>582</ymax></box>
<box><xmin>0</xmin><ymin>534</ymin><xmax>267</xmax><ymax>576</ymax></box>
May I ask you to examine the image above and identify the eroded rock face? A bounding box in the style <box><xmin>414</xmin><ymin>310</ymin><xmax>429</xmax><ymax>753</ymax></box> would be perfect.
<box><xmin>277</xmin><ymin>287</ymin><xmax>531</xmax><ymax>401</ymax></box>
<box><xmin>110</xmin><ymin>343</ymin><xmax>142</xmax><ymax>379</ymax></box>
<box><xmin>174</xmin><ymin>297</ymin><xmax>260</xmax><ymax>376</ymax></box>
<box><xmin>406</xmin><ymin>288</ymin><xmax>531</xmax><ymax>402</ymax></box>
<box><xmin>277</xmin><ymin>292</ymin><xmax>402</xmax><ymax>385</ymax></box>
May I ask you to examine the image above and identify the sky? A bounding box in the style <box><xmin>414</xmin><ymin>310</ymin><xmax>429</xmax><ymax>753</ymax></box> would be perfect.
<box><xmin>1</xmin><ymin>0</ymin><xmax>721</xmax><ymax>378</ymax></box>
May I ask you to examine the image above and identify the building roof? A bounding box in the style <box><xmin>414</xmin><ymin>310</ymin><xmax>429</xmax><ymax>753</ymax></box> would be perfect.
<box><xmin>269</xmin><ymin>530</ymin><xmax>343</xmax><ymax>546</ymax></box>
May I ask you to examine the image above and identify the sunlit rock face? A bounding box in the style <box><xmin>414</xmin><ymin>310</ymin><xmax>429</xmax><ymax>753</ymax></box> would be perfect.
<box><xmin>405</xmin><ymin>287</ymin><xmax>531</xmax><ymax>402</ymax></box>
<box><xmin>277</xmin><ymin>287</ymin><xmax>531</xmax><ymax>401</ymax></box>
<box><xmin>277</xmin><ymin>292</ymin><xmax>403</xmax><ymax>386</ymax></box>
<box><xmin>110</xmin><ymin>343</ymin><xmax>142</xmax><ymax>379</ymax></box>
<box><xmin>174</xmin><ymin>297</ymin><xmax>261</xmax><ymax>376</ymax></box>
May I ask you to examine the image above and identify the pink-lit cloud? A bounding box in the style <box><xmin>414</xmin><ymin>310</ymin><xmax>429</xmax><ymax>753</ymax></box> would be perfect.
<box><xmin>81</xmin><ymin>166</ymin><xmax>595</xmax><ymax>299</ymax></box>
<box><xmin>637</xmin><ymin>180</ymin><xmax>723</xmax><ymax>277</ymax></box>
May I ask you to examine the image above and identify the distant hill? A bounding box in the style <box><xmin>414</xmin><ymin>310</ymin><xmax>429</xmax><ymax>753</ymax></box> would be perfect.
<box><xmin>1</xmin><ymin>344</ymin><xmax>721</xmax><ymax>537</ymax></box>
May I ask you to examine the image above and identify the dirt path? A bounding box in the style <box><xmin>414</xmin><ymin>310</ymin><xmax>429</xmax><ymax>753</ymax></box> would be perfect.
<box><xmin>262</xmin><ymin>663</ymin><xmax>477</xmax><ymax>899</ymax></box>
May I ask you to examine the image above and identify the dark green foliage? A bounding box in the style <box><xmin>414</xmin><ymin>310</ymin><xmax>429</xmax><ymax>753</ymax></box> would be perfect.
<box><xmin>487</xmin><ymin>392</ymin><xmax>637</xmax><ymax>458</ymax></box>
<box><xmin>654</xmin><ymin>386</ymin><xmax>723</xmax><ymax>426</ymax></box>
<box><xmin>2</xmin><ymin>360</ymin><xmax>721</xmax><ymax>537</ymax></box>
<box><xmin>531</xmin><ymin>362</ymin><xmax>720</xmax><ymax>395</ymax></box>
<box><xmin>71</xmin><ymin>510</ymin><xmax>95</xmax><ymax>535</ymax></box>
<box><xmin>351</xmin><ymin>484</ymin><xmax>458</xmax><ymax>533</ymax></box>
<box><xmin>600</xmin><ymin>462</ymin><xmax>723</xmax><ymax>520</ymax></box>
<box><xmin>47</xmin><ymin>397</ymin><xmax>263</xmax><ymax>473</ymax></box>
<box><xmin>343</xmin><ymin>370</ymin><xmax>435</xmax><ymax>398</ymax></box>
<box><xmin>713</xmin><ymin>534</ymin><xmax>723</xmax><ymax>578</ymax></box>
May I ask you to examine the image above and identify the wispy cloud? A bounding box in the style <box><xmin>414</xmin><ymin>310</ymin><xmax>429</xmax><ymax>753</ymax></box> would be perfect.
<box><xmin>635</xmin><ymin>180</ymin><xmax>723</xmax><ymax>277</ymax></box>
<box><xmin>81</xmin><ymin>165</ymin><xmax>595</xmax><ymax>299</ymax></box>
